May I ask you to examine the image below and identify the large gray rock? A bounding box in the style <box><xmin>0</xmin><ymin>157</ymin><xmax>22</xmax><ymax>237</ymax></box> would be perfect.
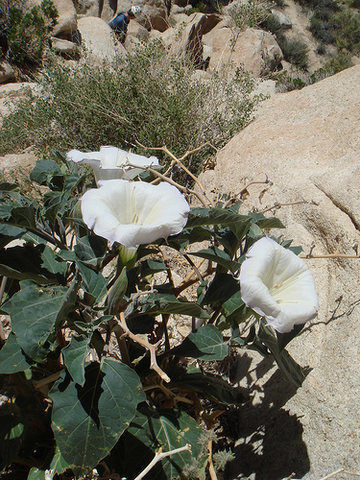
<box><xmin>77</xmin><ymin>16</ymin><xmax>125</xmax><ymax>63</ymax></box>
<box><xmin>0</xmin><ymin>83</ymin><xmax>37</xmax><ymax>123</ymax></box>
<box><xmin>164</xmin><ymin>13</ymin><xmax>221</xmax><ymax>66</ymax></box>
<box><xmin>199</xmin><ymin>64</ymin><xmax>360</xmax><ymax>478</ymax></box>
<box><xmin>138</xmin><ymin>0</ymin><xmax>168</xmax><ymax>32</ymax></box>
<box><xmin>0</xmin><ymin>59</ymin><xmax>15</xmax><ymax>84</ymax></box>
<box><xmin>206</xmin><ymin>26</ymin><xmax>283</xmax><ymax>77</ymax></box>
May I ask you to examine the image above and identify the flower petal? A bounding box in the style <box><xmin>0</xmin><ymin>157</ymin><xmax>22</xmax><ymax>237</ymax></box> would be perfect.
<box><xmin>81</xmin><ymin>179</ymin><xmax>189</xmax><ymax>248</ymax></box>
<box><xmin>239</xmin><ymin>237</ymin><xmax>318</xmax><ymax>333</ymax></box>
<box><xmin>67</xmin><ymin>147</ymin><xmax>161</xmax><ymax>182</ymax></box>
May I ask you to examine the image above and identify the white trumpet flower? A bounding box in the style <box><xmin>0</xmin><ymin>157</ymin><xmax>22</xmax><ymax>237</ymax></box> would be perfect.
<box><xmin>66</xmin><ymin>146</ymin><xmax>160</xmax><ymax>182</ymax></box>
<box><xmin>81</xmin><ymin>179</ymin><xmax>190</xmax><ymax>248</ymax></box>
<box><xmin>239</xmin><ymin>237</ymin><xmax>318</xmax><ymax>333</ymax></box>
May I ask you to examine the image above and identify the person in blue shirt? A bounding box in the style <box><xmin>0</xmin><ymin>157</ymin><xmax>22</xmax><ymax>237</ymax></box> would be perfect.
<box><xmin>108</xmin><ymin>6</ymin><xmax>142</xmax><ymax>43</ymax></box>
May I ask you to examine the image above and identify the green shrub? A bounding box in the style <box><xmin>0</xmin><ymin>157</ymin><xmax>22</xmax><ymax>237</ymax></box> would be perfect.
<box><xmin>0</xmin><ymin>42</ymin><xmax>258</xmax><ymax>177</ymax></box>
<box><xmin>277</xmin><ymin>35</ymin><xmax>309</xmax><ymax>70</ymax></box>
<box><xmin>310</xmin><ymin>51</ymin><xmax>353</xmax><ymax>82</ymax></box>
<box><xmin>1</xmin><ymin>0</ymin><xmax>57</xmax><ymax>68</ymax></box>
<box><xmin>229</xmin><ymin>0</ymin><xmax>270</xmax><ymax>30</ymax></box>
<box><xmin>261</xmin><ymin>13</ymin><xmax>284</xmax><ymax>35</ymax></box>
<box><xmin>332</xmin><ymin>9</ymin><xmax>360</xmax><ymax>53</ymax></box>
<box><xmin>309</xmin><ymin>15</ymin><xmax>336</xmax><ymax>44</ymax></box>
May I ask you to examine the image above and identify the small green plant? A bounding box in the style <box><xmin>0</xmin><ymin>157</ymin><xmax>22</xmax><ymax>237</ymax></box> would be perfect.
<box><xmin>1</xmin><ymin>0</ymin><xmax>58</xmax><ymax>69</ymax></box>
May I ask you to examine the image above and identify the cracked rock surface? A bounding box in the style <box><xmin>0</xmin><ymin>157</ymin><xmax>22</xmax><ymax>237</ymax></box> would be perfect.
<box><xmin>200</xmin><ymin>64</ymin><xmax>360</xmax><ymax>479</ymax></box>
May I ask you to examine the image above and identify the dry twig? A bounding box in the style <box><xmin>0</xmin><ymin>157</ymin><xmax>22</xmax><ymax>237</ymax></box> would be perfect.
<box><xmin>133</xmin><ymin>444</ymin><xmax>191</xmax><ymax>480</ymax></box>
<box><xmin>118</xmin><ymin>312</ymin><xmax>170</xmax><ymax>383</ymax></box>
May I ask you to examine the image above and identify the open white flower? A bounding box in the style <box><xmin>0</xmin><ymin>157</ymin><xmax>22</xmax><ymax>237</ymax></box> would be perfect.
<box><xmin>239</xmin><ymin>237</ymin><xmax>318</xmax><ymax>333</ymax></box>
<box><xmin>66</xmin><ymin>146</ymin><xmax>160</xmax><ymax>182</ymax></box>
<box><xmin>81</xmin><ymin>179</ymin><xmax>190</xmax><ymax>248</ymax></box>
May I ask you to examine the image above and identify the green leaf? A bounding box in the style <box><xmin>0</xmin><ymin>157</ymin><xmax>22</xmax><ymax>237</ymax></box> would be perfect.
<box><xmin>3</xmin><ymin>281</ymin><xmax>71</xmax><ymax>362</ymax></box>
<box><xmin>255</xmin><ymin>217</ymin><xmax>285</xmax><ymax>229</ymax></box>
<box><xmin>170</xmin><ymin>372</ymin><xmax>246</xmax><ymax>405</ymax></box>
<box><xmin>0</xmin><ymin>244</ymin><xmax>64</xmax><ymax>284</ymax></box>
<box><xmin>0</xmin><ymin>333</ymin><xmax>30</xmax><ymax>374</ymax></box>
<box><xmin>0</xmin><ymin>224</ymin><xmax>25</xmax><ymax>248</ymax></box>
<box><xmin>187</xmin><ymin>207</ymin><xmax>250</xmax><ymax>228</ymax></box>
<box><xmin>78</xmin><ymin>263</ymin><xmax>107</xmax><ymax>305</ymax></box>
<box><xmin>140</xmin><ymin>259</ymin><xmax>167</xmax><ymax>276</ymax></box>
<box><xmin>188</xmin><ymin>247</ymin><xmax>240</xmax><ymax>273</ymax></box>
<box><xmin>138</xmin><ymin>293</ymin><xmax>209</xmax><ymax>319</ymax></box>
<box><xmin>172</xmin><ymin>325</ymin><xmax>228</xmax><ymax>360</ymax></box>
<box><xmin>74</xmin><ymin>235</ymin><xmax>107</xmax><ymax>266</ymax></box>
<box><xmin>41</xmin><ymin>245</ymin><xmax>67</xmax><ymax>276</ymax></box>
<box><xmin>124</xmin><ymin>408</ymin><xmax>205</xmax><ymax>480</ymax></box>
<box><xmin>201</xmin><ymin>273</ymin><xmax>239</xmax><ymax>307</ymax></box>
<box><xmin>50</xmin><ymin>359</ymin><xmax>145</xmax><ymax>475</ymax></box>
<box><xmin>257</xmin><ymin>322</ymin><xmax>307</xmax><ymax>387</ymax></box>
<box><xmin>62</xmin><ymin>334</ymin><xmax>90</xmax><ymax>386</ymax></box>
<box><xmin>167</xmin><ymin>226</ymin><xmax>213</xmax><ymax>250</ymax></box>
<box><xmin>107</xmin><ymin>268</ymin><xmax>128</xmax><ymax>315</ymax></box>
<box><xmin>30</xmin><ymin>159</ymin><xmax>63</xmax><ymax>187</ymax></box>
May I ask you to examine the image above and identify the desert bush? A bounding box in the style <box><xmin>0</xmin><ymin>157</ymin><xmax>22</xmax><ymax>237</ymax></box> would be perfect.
<box><xmin>229</xmin><ymin>0</ymin><xmax>270</xmax><ymax>30</ymax></box>
<box><xmin>0</xmin><ymin>42</ymin><xmax>259</xmax><ymax>178</ymax></box>
<box><xmin>261</xmin><ymin>13</ymin><xmax>284</xmax><ymax>35</ymax></box>
<box><xmin>332</xmin><ymin>9</ymin><xmax>360</xmax><ymax>53</ymax></box>
<box><xmin>0</xmin><ymin>0</ymin><xmax>57</xmax><ymax>68</ymax></box>
<box><xmin>277</xmin><ymin>34</ymin><xmax>309</xmax><ymax>70</ymax></box>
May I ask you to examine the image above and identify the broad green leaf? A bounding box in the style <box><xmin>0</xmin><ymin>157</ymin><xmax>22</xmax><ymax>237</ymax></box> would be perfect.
<box><xmin>78</xmin><ymin>263</ymin><xmax>107</xmax><ymax>305</ymax></box>
<box><xmin>0</xmin><ymin>224</ymin><xmax>25</xmax><ymax>248</ymax></box>
<box><xmin>248</xmin><ymin>223</ymin><xmax>263</xmax><ymax>238</ymax></box>
<box><xmin>201</xmin><ymin>273</ymin><xmax>239</xmax><ymax>307</ymax></box>
<box><xmin>41</xmin><ymin>245</ymin><xmax>67</xmax><ymax>276</ymax></box>
<box><xmin>187</xmin><ymin>207</ymin><xmax>250</xmax><ymax>228</ymax></box>
<box><xmin>0</xmin><ymin>244</ymin><xmax>63</xmax><ymax>284</ymax></box>
<box><xmin>0</xmin><ymin>333</ymin><xmax>30</xmax><ymax>374</ymax></box>
<box><xmin>50</xmin><ymin>359</ymin><xmax>145</xmax><ymax>475</ymax></box>
<box><xmin>3</xmin><ymin>281</ymin><xmax>71</xmax><ymax>362</ymax></box>
<box><xmin>124</xmin><ymin>408</ymin><xmax>205</xmax><ymax>480</ymax></box>
<box><xmin>222</xmin><ymin>290</ymin><xmax>245</xmax><ymax>316</ymax></box>
<box><xmin>188</xmin><ymin>247</ymin><xmax>240</xmax><ymax>273</ymax></box>
<box><xmin>138</xmin><ymin>293</ymin><xmax>209</xmax><ymax>319</ymax></box>
<box><xmin>172</xmin><ymin>325</ymin><xmax>228</xmax><ymax>360</ymax></box>
<box><xmin>30</xmin><ymin>160</ymin><xmax>63</xmax><ymax>187</ymax></box>
<box><xmin>170</xmin><ymin>372</ymin><xmax>246</xmax><ymax>405</ymax></box>
<box><xmin>254</xmin><ymin>217</ymin><xmax>285</xmax><ymax>229</ymax></box>
<box><xmin>140</xmin><ymin>259</ymin><xmax>167</xmax><ymax>276</ymax></box>
<box><xmin>257</xmin><ymin>322</ymin><xmax>307</xmax><ymax>387</ymax></box>
<box><xmin>74</xmin><ymin>235</ymin><xmax>107</xmax><ymax>266</ymax></box>
<box><xmin>42</xmin><ymin>174</ymin><xmax>81</xmax><ymax>223</ymax></box>
<box><xmin>107</xmin><ymin>268</ymin><xmax>128</xmax><ymax>315</ymax></box>
<box><xmin>167</xmin><ymin>226</ymin><xmax>213</xmax><ymax>250</ymax></box>
<box><xmin>62</xmin><ymin>334</ymin><xmax>90</xmax><ymax>386</ymax></box>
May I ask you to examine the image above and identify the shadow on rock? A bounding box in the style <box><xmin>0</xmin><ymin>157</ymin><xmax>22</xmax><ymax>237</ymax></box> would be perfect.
<box><xmin>222</xmin><ymin>355</ymin><xmax>310</xmax><ymax>480</ymax></box>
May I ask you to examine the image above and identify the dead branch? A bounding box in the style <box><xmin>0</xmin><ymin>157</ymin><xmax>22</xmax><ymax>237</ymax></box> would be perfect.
<box><xmin>133</xmin><ymin>444</ymin><xmax>191</xmax><ymax>480</ymax></box>
<box><xmin>118</xmin><ymin>312</ymin><xmax>170</xmax><ymax>383</ymax></box>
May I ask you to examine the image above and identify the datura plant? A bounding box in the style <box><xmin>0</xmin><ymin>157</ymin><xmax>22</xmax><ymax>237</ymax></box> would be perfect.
<box><xmin>0</xmin><ymin>148</ymin><xmax>318</xmax><ymax>480</ymax></box>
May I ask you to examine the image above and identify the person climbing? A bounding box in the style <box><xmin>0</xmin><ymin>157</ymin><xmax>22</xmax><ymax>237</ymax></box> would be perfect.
<box><xmin>108</xmin><ymin>6</ymin><xmax>142</xmax><ymax>43</ymax></box>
